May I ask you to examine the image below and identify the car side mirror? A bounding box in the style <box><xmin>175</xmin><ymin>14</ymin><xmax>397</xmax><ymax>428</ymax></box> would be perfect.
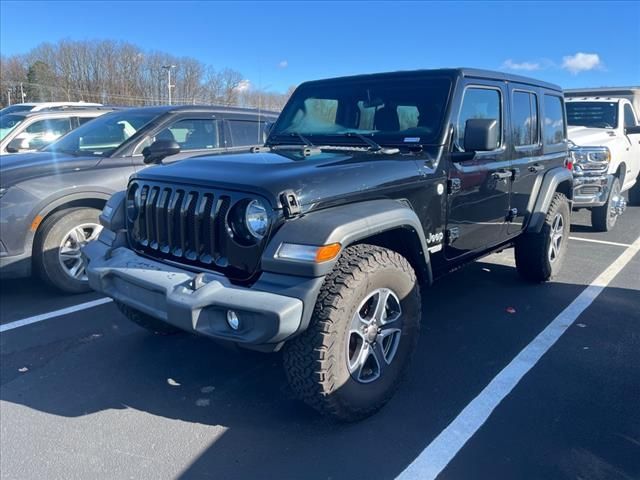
<box><xmin>5</xmin><ymin>138</ymin><xmax>27</xmax><ymax>153</ymax></box>
<box><xmin>142</xmin><ymin>139</ymin><xmax>181</xmax><ymax>165</ymax></box>
<box><xmin>464</xmin><ymin>118</ymin><xmax>499</xmax><ymax>152</ymax></box>
<box><xmin>625</xmin><ymin>125</ymin><xmax>640</xmax><ymax>135</ymax></box>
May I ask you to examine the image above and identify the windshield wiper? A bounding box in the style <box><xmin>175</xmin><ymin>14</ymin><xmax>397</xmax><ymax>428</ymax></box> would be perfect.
<box><xmin>341</xmin><ymin>132</ymin><xmax>382</xmax><ymax>152</ymax></box>
<box><xmin>288</xmin><ymin>132</ymin><xmax>315</xmax><ymax>147</ymax></box>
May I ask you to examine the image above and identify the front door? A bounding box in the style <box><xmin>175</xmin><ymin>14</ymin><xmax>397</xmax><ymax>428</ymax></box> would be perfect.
<box><xmin>446</xmin><ymin>84</ymin><xmax>511</xmax><ymax>260</ymax></box>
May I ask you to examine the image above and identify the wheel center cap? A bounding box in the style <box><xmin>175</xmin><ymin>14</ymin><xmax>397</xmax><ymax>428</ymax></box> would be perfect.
<box><xmin>365</xmin><ymin>325</ymin><xmax>378</xmax><ymax>343</ymax></box>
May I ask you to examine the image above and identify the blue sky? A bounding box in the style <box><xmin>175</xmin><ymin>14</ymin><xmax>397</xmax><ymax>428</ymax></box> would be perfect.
<box><xmin>1</xmin><ymin>1</ymin><xmax>639</xmax><ymax>93</ymax></box>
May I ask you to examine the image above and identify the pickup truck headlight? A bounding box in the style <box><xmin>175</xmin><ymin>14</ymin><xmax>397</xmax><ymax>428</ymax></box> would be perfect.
<box><xmin>570</xmin><ymin>147</ymin><xmax>610</xmax><ymax>172</ymax></box>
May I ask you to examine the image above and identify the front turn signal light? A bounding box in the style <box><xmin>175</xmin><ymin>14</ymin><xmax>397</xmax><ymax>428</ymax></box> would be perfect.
<box><xmin>276</xmin><ymin>242</ymin><xmax>342</xmax><ymax>263</ymax></box>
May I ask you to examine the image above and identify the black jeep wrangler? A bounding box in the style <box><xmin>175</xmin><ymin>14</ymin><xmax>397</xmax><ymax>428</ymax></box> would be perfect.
<box><xmin>85</xmin><ymin>68</ymin><xmax>573</xmax><ymax>421</ymax></box>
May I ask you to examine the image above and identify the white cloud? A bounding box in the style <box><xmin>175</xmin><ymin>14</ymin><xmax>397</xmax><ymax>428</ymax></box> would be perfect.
<box><xmin>235</xmin><ymin>79</ymin><xmax>251</xmax><ymax>92</ymax></box>
<box><xmin>561</xmin><ymin>52</ymin><xmax>602</xmax><ymax>74</ymax></box>
<box><xmin>501</xmin><ymin>59</ymin><xmax>541</xmax><ymax>71</ymax></box>
<box><xmin>278</xmin><ymin>60</ymin><xmax>288</xmax><ymax>69</ymax></box>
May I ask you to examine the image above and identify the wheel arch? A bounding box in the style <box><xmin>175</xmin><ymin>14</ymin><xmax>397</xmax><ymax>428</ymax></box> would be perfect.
<box><xmin>526</xmin><ymin>167</ymin><xmax>573</xmax><ymax>233</ymax></box>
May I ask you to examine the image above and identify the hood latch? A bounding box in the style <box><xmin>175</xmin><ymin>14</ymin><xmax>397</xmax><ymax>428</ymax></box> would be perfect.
<box><xmin>280</xmin><ymin>190</ymin><xmax>301</xmax><ymax>218</ymax></box>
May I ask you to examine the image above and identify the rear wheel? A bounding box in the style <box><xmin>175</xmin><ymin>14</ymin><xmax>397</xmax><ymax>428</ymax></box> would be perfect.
<box><xmin>283</xmin><ymin>244</ymin><xmax>421</xmax><ymax>422</ymax></box>
<box><xmin>115</xmin><ymin>301</ymin><xmax>181</xmax><ymax>335</ymax></box>
<box><xmin>34</xmin><ymin>207</ymin><xmax>103</xmax><ymax>293</ymax></box>
<box><xmin>591</xmin><ymin>177</ymin><xmax>623</xmax><ymax>232</ymax></box>
<box><xmin>515</xmin><ymin>193</ymin><xmax>570</xmax><ymax>282</ymax></box>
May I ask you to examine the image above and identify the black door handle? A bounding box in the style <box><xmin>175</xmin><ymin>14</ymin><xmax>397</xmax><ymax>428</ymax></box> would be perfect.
<box><xmin>492</xmin><ymin>170</ymin><xmax>512</xmax><ymax>180</ymax></box>
<box><xmin>529</xmin><ymin>163</ymin><xmax>545</xmax><ymax>173</ymax></box>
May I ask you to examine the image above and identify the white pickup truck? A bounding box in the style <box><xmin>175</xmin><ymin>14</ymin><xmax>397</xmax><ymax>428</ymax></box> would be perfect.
<box><xmin>565</xmin><ymin>88</ymin><xmax>640</xmax><ymax>231</ymax></box>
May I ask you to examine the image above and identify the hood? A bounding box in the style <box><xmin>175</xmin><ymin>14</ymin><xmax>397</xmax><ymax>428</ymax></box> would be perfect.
<box><xmin>134</xmin><ymin>148</ymin><xmax>430</xmax><ymax>211</ymax></box>
<box><xmin>567</xmin><ymin>126</ymin><xmax>617</xmax><ymax>147</ymax></box>
<box><xmin>0</xmin><ymin>151</ymin><xmax>101</xmax><ymax>188</ymax></box>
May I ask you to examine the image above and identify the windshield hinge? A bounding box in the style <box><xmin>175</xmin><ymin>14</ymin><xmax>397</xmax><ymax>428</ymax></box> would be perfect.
<box><xmin>447</xmin><ymin>178</ymin><xmax>461</xmax><ymax>195</ymax></box>
<box><xmin>280</xmin><ymin>191</ymin><xmax>301</xmax><ymax>218</ymax></box>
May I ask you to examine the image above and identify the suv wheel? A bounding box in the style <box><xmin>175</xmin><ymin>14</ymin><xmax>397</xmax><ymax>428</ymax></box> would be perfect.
<box><xmin>627</xmin><ymin>173</ymin><xmax>640</xmax><ymax>206</ymax></box>
<box><xmin>515</xmin><ymin>192</ymin><xmax>570</xmax><ymax>282</ymax></box>
<box><xmin>115</xmin><ymin>301</ymin><xmax>181</xmax><ymax>335</ymax></box>
<box><xmin>591</xmin><ymin>177</ymin><xmax>624</xmax><ymax>232</ymax></box>
<box><xmin>283</xmin><ymin>244</ymin><xmax>421</xmax><ymax>422</ymax></box>
<box><xmin>34</xmin><ymin>207</ymin><xmax>103</xmax><ymax>293</ymax></box>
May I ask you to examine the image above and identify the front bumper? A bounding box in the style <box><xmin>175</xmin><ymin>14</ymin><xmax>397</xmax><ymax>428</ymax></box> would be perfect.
<box><xmin>573</xmin><ymin>174</ymin><xmax>613</xmax><ymax>208</ymax></box>
<box><xmin>84</xmin><ymin>239</ymin><xmax>317</xmax><ymax>350</ymax></box>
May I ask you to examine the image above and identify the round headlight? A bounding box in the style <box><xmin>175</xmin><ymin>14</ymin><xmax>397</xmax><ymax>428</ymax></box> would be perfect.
<box><xmin>245</xmin><ymin>200</ymin><xmax>269</xmax><ymax>239</ymax></box>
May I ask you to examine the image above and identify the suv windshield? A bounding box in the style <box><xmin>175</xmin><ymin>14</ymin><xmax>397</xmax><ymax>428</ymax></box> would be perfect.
<box><xmin>0</xmin><ymin>113</ymin><xmax>26</xmax><ymax>140</ymax></box>
<box><xmin>45</xmin><ymin>110</ymin><xmax>158</xmax><ymax>156</ymax></box>
<box><xmin>566</xmin><ymin>101</ymin><xmax>618</xmax><ymax>129</ymax></box>
<box><xmin>269</xmin><ymin>76</ymin><xmax>452</xmax><ymax>148</ymax></box>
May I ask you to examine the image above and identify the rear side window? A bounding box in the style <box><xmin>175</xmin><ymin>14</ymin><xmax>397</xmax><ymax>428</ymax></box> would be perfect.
<box><xmin>78</xmin><ymin>116</ymin><xmax>98</xmax><ymax>126</ymax></box>
<box><xmin>25</xmin><ymin>118</ymin><xmax>73</xmax><ymax>135</ymax></box>
<box><xmin>512</xmin><ymin>91</ymin><xmax>538</xmax><ymax>146</ymax></box>
<box><xmin>543</xmin><ymin>95</ymin><xmax>565</xmax><ymax>145</ymax></box>
<box><xmin>457</xmin><ymin>87</ymin><xmax>502</xmax><ymax>150</ymax></box>
<box><xmin>227</xmin><ymin>119</ymin><xmax>268</xmax><ymax>146</ymax></box>
<box><xmin>623</xmin><ymin>104</ymin><xmax>637</xmax><ymax>127</ymax></box>
<box><xmin>156</xmin><ymin>118</ymin><xmax>219</xmax><ymax>151</ymax></box>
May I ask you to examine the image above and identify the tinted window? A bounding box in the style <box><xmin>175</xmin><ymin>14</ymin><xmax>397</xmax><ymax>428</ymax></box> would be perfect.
<box><xmin>78</xmin><ymin>116</ymin><xmax>98</xmax><ymax>125</ymax></box>
<box><xmin>271</xmin><ymin>76</ymin><xmax>452</xmax><ymax>146</ymax></box>
<box><xmin>156</xmin><ymin>118</ymin><xmax>219</xmax><ymax>150</ymax></box>
<box><xmin>227</xmin><ymin>119</ymin><xmax>268</xmax><ymax>146</ymax></box>
<box><xmin>543</xmin><ymin>95</ymin><xmax>565</xmax><ymax>145</ymax></box>
<box><xmin>457</xmin><ymin>87</ymin><xmax>501</xmax><ymax>149</ymax></box>
<box><xmin>512</xmin><ymin>91</ymin><xmax>538</xmax><ymax>146</ymax></box>
<box><xmin>566</xmin><ymin>101</ymin><xmax>617</xmax><ymax>128</ymax></box>
<box><xmin>623</xmin><ymin>104</ymin><xmax>637</xmax><ymax>127</ymax></box>
<box><xmin>25</xmin><ymin>118</ymin><xmax>72</xmax><ymax>135</ymax></box>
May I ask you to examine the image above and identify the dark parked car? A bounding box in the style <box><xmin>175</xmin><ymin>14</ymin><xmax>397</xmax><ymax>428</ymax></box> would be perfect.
<box><xmin>0</xmin><ymin>105</ymin><xmax>277</xmax><ymax>292</ymax></box>
<box><xmin>85</xmin><ymin>69</ymin><xmax>572</xmax><ymax>421</ymax></box>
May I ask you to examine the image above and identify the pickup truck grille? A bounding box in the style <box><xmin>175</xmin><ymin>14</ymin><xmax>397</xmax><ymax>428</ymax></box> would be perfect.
<box><xmin>126</xmin><ymin>180</ymin><xmax>267</xmax><ymax>280</ymax></box>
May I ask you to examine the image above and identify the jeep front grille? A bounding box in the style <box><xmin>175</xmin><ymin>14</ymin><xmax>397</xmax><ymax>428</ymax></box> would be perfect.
<box><xmin>126</xmin><ymin>180</ymin><xmax>267</xmax><ymax>280</ymax></box>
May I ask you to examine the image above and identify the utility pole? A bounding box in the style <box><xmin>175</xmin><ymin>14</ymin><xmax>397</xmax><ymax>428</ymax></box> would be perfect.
<box><xmin>162</xmin><ymin>65</ymin><xmax>176</xmax><ymax>105</ymax></box>
<box><xmin>20</xmin><ymin>82</ymin><xmax>26</xmax><ymax>103</ymax></box>
<box><xmin>6</xmin><ymin>89</ymin><xmax>11</xmax><ymax>106</ymax></box>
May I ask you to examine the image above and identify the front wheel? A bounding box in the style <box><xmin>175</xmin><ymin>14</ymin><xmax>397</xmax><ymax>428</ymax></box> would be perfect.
<box><xmin>515</xmin><ymin>193</ymin><xmax>570</xmax><ymax>282</ymax></box>
<box><xmin>283</xmin><ymin>244</ymin><xmax>421</xmax><ymax>422</ymax></box>
<box><xmin>591</xmin><ymin>177</ymin><xmax>623</xmax><ymax>232</ymax></box>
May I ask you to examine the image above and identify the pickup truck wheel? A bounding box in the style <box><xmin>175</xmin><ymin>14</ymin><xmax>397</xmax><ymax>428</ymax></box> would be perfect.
<box><xmin>515</xmin><ymin>193</ymin><xmax>570</xmax><ymax>282</ymax></box>
<box><xmin>283</xmin><ymin>244</ymin><xmax>421</xmax><ymax>422</ymax></box>
<box><xmin>34</xmin><ymin>207</ymin><xmax>102</xmax><ymax>294</ymax></box>
<box><xmin>115</xmin><ymin>301</ymin><xmax>181</xmax><ymax>335</ymax></box>
<box><xmin>591</xmin><ymin>177</ymin><xmax>622</xmax><ymax>232</ymax></box>
<box><xmin>627</xmin><ymin>174</ymin><xmax>640</xmax><ymax>206</ymax></box>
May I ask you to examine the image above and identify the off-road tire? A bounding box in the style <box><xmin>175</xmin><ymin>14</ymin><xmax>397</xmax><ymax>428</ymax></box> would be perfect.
<box><xmin>34</xmin><ymin>207</ymin><xmax>101</xmax><ymax>294</ymax></box>
<box><xmin>515</xmin><ymin>193</ymin><xmax>570</xmax><ymax>282</ymax></box>
<box><xmin>591</xmin><ymin>177</ymin><xmax>621</xmax><ymax>232</ymax></box>
<box><xmin>283</xmin><ymin>244</ymin><xmax>421</xmax><ymax>422</ymax></box>
<box><xmin>115</xmin><ymin>301</ymin><xmax>181</xmax><ymax>335</ymax></box>
<box><xmin>628</xmin><ymin>174</ymin><xmax>640</xmax><ymax>206</ymax></box>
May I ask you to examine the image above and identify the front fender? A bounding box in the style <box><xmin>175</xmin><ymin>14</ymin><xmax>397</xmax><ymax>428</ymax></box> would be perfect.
<box><xmin>261</xmin><ymin>199</ymin><xmax>431</xmax><ymax>278</ymax></box>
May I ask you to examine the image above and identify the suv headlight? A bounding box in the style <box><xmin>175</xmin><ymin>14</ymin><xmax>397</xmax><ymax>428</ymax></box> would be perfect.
<box><xmin>245</xmin><ymin>200</ymin><xmax>269</xmax><ymax>239</ymax></box>
<box><xmin>570</xmin><ymin>147</ymin><xmax>610</xmax><ymax>172</ymax></box>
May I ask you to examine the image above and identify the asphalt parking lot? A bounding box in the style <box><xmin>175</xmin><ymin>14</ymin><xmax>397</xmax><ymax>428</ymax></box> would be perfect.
<box><xmin>1</xmin><ymin>203</ymin><xmax>639</xmax><ymax>480</ymax></box>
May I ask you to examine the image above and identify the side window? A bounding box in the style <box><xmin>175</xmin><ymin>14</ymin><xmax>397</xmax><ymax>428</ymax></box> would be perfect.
<box><xmin>457</xmin><ymin>87</ymin><xmax>501</xmax><ymax>150</ymax></box>
<box><xmin>543</xmin><ymin>95</ymin><xmax>565</xmax><ymax>145</ymax></box>
<box><xmin>78</xmin><ymin>116</ymin><xmax>97</xmax><ymax>126</ymax></box>
<box><xmin>227</xmin><ymin>119</ymin><xmax>268</xmax><ymax>147</ymax></box>
<box><xmin>19</xmin><ymin>118</ymin><xmax>73</xmax><ymax>149</ymax></box>
<box><xmin>155</xmin><ymin>118</ymin><xmax>219</xmax><ymax>151</ymax></box>
<box><xmin>623</xmin><ymin>104</ymin><xmax>637</xmax><ymax>127</ymax></box>
<box><xmin>512</xmin><ymin>91</ymin><xmax>539</xmax><ymax>147</ymax></box>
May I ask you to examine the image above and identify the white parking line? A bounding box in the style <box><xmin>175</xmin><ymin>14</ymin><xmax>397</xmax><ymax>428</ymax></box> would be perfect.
<box><xmin>569</xmin><ymin>236</ymin><xmax>632</xmax><ymax>248</ymax></box>
<box><xmin>398</xmin><ymin>235</ymin><xmax>640</xmax><ymax>480</ymax></box>
<box><xmin>0</xmin><ymin>298</ymin><xmax>113</xmax><ymax>333</ymax></box>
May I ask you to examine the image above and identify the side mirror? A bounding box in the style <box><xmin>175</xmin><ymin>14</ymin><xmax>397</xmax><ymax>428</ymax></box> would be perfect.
<box><xmin>6</xmin><ymin>137</ymin><xmax>27</xmax><ymax>153</ymax></box>
<box><xmin>464</xmin><ymin>118</ymin><xmax>499</xmax><ymax>152</ymax></box>
<box><xmin>142</xmin><ymin>139</ymin><xmax>180</xmax><ymax>165</ymax></box>
<box><xmin>625</xmin><ymin>125</ymin><xmax>640</xmax><ymax>135</ymax></box>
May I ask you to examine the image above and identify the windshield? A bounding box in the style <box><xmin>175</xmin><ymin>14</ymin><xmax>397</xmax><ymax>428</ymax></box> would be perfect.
<box><xmin>269</xmin><ymin>76</ymin><xmax>452</xmax><ymax>147</ymax></box>
<box><xmin>0</xmin><ymin>113</ymin><xmax>26</xmax><ymax>140</ymax></box>
<box><xmin>44</xmin><ymin>110</ymin><xmax>158</xmax><ymax>156</ymax></box>
<box><xmin>566</xmin><ymin>101</ymin><xmax>618</xmax><ymax>129</ymax></box>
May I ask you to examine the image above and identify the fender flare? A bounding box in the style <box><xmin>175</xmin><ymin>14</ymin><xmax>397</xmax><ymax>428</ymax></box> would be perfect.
<box><xmin>262</xmin><ymin>199</ymin><xmax>432</xmax><ymax>281</ymax></box>
<box><xmin>526</xmin><ymin>167</ymin><xmax>573</xmax><ymax>233</ymax></box>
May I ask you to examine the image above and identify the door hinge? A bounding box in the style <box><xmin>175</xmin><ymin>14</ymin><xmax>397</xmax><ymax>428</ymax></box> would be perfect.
<box><xmin>507</xmin><ymin>208</ymin><xmax>518</xmax><ymax>222</ymax></box>
<box><xmin>447</xmin><ymin>178</ymin><xmax>461</xmax><ymax>195</ymax></box>
<box><xmin>445</xmin><ymin>227</ymin><xmax>460</xmax><ymax>244</ymax></box>
<box><xmin>280</xmin><ymin>191</ymin><xmax>301</xmax><ymax>218</ymax></box>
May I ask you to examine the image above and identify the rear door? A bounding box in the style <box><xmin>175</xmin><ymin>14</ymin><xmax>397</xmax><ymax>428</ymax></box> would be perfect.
<box><xmin>507</xmin><ymin>86</ymin><xmax>543</xmax><ymax>235</ymax></box>
<box><xmin>445</xmin><ymin>82</ymin><xmax>511</xmax><ymax>260</ymax></box>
